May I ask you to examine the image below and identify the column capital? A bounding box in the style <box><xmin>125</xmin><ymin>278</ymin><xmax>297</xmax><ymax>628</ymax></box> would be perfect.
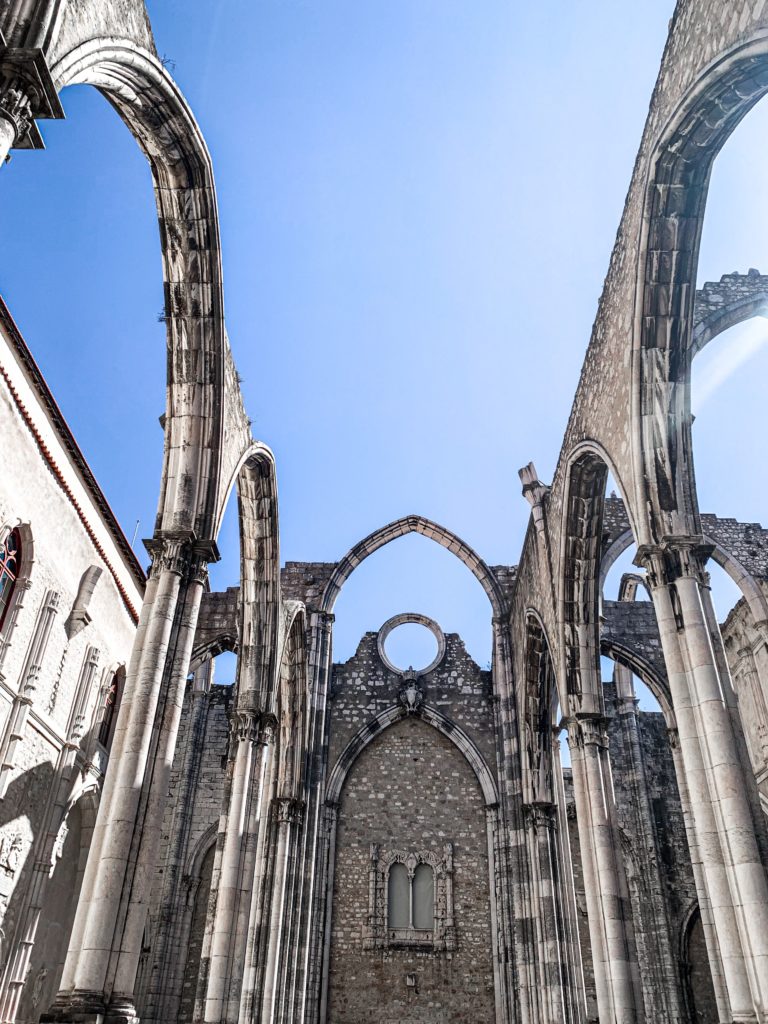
<box><xmin>231</xmin><ymin>709</ymin><xmax>258</xmax><ymax>743</ymax></box>
<box><xmin>524</xmin><ymin>800</ymin><xmax>558</xmax><ymax>831</ymax></box>
<box><xmin>634</xmin><ymin>536</ymin><xmax>713</xmax><ymax>589</ymax></box>
<box><xmin>274</xmin><ymin>796</ymin><xmax>305</xmax><ymax>825</ymax></box>
<box><xmin>145</xmin><ymin>534</ymin><xmax>193</xmax><ymax>578</ymax></box>
<box><xmin>568</xmin><ymin>713</ymin><xmax>610</xmax><ymax>750</ymax></box>
<box><xmin>0</xmin><ymin>46</ymin><xmax>64</xmax><ymax>151</ymax></box>
<box><xmin>230</xmin><ymin>709</ymin><xmax>277</xmax><ymax>746</ymax></box>
<box><xmin>144</xmin><ymin>534</ymin><xmax>217</xmax><ymax>581</ymax></box>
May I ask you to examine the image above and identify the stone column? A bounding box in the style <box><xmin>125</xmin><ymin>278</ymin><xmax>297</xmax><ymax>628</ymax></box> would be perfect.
<box><xmin>567</xmin><ymin>714</ymin><xmax>641</xmax><ymax>1024</ymax></box>
<box><xmin>491</xmin><ymin>617</ymin><xmax>529</xmax><ymax>1024</ymax></box>
<box><xmin>611</xmin><ymin>664</ymin><xmax>686</xmax><ymax>1022</ymax></box>
<box><xmin>130</xmin><ymin>660</ymin><xmax>213</xmax><ymax>1024</ymax></box>
<box><xmin>258</xmin><ymin>798</ymin><xmax>304</xmax><ymax>1024</ymax></box>
<box><xmin>317</xmin><ymin>801</ymin><xmax>339</xmax><ymax>1024</ymax></box>
<box><xmin>666</xmin><ymin>724</ymin><xmax>730</xmax><ymax>1019</ymax></box>
<box><xmin>552</xmin><ymin>729</ymin><xmax>588</xmax><ymax>1024</ymax></box>
<box><xmin>203</xmin><ymin>713</ymin><xmax>274</xmax><ymax>1023</ymax></box>
<box><xmin>293</xmin><ymin>610</ymin><xmax>335</xmax><ymax>1024</ymax></box>
<box><xmin>525</xmin><ymin>801</ymin><xmax>565</xmax><ymax>1022</ymax></box>
<box><xmin>640</xmin><ymin>539</ymin><xmax>768</xmax><ymax>1021</ymax></box>
<box><xmin>42</xmin><ymin>536</ymin><xmax>211</xmax><ymax>1024</ymax></box>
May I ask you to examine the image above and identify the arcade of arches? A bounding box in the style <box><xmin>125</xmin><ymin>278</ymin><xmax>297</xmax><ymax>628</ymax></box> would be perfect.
<box><xmin>1</xmin><ymin>1</ymin><xmax>768</xmax><ymax>1022</ymax></box>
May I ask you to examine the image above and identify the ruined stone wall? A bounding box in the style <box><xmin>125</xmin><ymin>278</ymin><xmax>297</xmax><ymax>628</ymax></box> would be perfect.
<box><xmin>325</xmin><ymin>630</ymin><xmax>497</xmax><ymax>1024</ymax></box>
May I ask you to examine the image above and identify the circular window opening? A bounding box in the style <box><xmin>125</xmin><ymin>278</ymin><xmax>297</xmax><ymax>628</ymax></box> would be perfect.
<box><xmin>386</xmin><ymin>623</ymin><xmax>438</xmax><ymax>673</ymax></box>
<box><xmin>377</xmin><ymin>614</ymin><xmax>446</xmax><ymax>676</ymax></box>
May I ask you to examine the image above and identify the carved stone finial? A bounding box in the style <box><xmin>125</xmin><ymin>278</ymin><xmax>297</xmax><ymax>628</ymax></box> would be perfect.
<box><xmin>519</xmin><ymin>462</ymin><xmax>550</xmax><ymax>536</ymax></box>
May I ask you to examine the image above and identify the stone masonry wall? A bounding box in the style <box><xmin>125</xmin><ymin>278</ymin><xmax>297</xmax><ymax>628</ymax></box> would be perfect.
<box><xmin>327</xmin><ymin>716</ymin><xmax>495</xmax><ymax>1024</ymax></box>
<box><xmin>325</xmin><ymin>628</ymin><xmax>497</xmax><ymax>1023</ymax></box>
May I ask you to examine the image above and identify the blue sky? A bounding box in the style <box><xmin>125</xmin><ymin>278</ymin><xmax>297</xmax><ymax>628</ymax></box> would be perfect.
<box><xmin>1</xmin><ymin>0</ymin><xmax>767</xmax><ymax>681</ymax></box>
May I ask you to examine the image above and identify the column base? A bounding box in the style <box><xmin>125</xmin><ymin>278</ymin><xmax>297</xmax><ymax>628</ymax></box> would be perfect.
<box><xmin>41</xmin><ymin>991</ymin><xmax>107</xmax><ymax>1023</ymax></box>
<box><xmin>41</xmin><ymin>993</ymin><xmax>139</xmax><ymax>1024</ymax></box>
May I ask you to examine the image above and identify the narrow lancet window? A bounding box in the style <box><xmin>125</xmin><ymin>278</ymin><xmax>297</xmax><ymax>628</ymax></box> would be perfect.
<box><xmin>387</xmin><ymin>862</ymin><xmax>409</xmax><ymax>929</ymax></box>
<box><xmin>412</xmin><ymin>863</ymin><xmax>434</xmax><ymax>929</ymax></box>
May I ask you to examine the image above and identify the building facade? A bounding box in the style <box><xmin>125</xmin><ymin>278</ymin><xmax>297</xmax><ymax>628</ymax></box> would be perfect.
<box><xmin>1</xmin><ymin>0</ymin><xmax>768</xmax><ymax>1022</ymax></box>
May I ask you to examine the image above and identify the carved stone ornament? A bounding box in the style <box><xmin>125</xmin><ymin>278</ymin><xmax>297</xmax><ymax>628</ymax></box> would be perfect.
<box><xmin>0</xmin><ymin>85</ymin><xmax>32</xmax><ymax>140</ymax></box>
<box><xmin>398</xmin><ymin>674</ymin><xmax>423</xmax><ymax>714</ymax></box>
<box><xmin>0</xmin><ymin>832</ymin><xmax>23</xmax><ymax>877</ymax></box>
<box><xmin>0</xmin><ymin>46</ymin><xmax>64</xmax><ymax>150</ymax></box>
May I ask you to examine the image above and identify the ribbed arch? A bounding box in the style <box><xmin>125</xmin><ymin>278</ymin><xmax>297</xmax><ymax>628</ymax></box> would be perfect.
<box><xmin>320</xmin><ymin>515</ymin><xmax>505</xmax><ymax>619</ymax></box>
<box><xmin>49</xmin><ymin>40</ymin><xmax>230</xmax><ymax>543</ymax></box>
<box><xmin>600</xmin><ymin>524</ymin><xmax>768</xmax><ymax>625</ymax></box>
<box><xmin>632</xmin><ymin>36</ymin><xmax>768</xmax><ymax>540</ymax></box>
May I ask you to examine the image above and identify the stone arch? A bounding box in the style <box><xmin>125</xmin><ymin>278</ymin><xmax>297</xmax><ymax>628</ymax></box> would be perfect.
<box><xmin>48</xmin><ymin>39</ymin><xmax>234</xmax><ymax>543</ymax></box>
<box><xmin>522</xmin><ymin>610</ymin><xmax>559</xmax><ymax>803</ymax></box>
<box><xmin>600</xmin><ymin>524</ymin><xmax>768</xmax><ymax>625</ymax></box>
<box><xmin>189</xmin><ymin>634</ymin><xmax>237</xmax><ymax>673</ymax></box>
<box><xmin>326</xmin><ymin>702</ymin><xmax>500</xmax><ymax>808</ymax></box>
<box><xmin>692</xmin><ymin>272</ymin><xmax>768</xmax><ymax>358</ymax></box>
<box><xmin>632</xmin><ymin>36</ymin><xmax>768</xmax><ymax>542</ymax></box>
<box><xmin>680</xmin><ymin>903</ymin><xmax>719</xmax><ymax>1024</ymax></box>
<box><xmin>559</xmin><ymin>443</ymin><xmax>638</xmax><ymax>714</ymax></box>
<box><xmin>320</xmin><ymin>514</ymin><xmax>506</xmax><ymax>619</ymax></box>
<box><xmin>274</xmin><ymin>606</ymin><xmax>308</xmax><ymax>801</ymax></box>
<box><xmin>600</xmin><ymin>637</ymin><xmax>672</xmax><ymax>716</ymax></box>
<box><xmin>227</xmin><ymin>445</ymin><xmax>281</xmax><ymax>712</ymax></box>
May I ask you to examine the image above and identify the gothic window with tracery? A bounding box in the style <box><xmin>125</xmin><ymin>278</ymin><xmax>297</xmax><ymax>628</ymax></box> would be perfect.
<box><xmin>0</xmin><ymin>528</ymin><xmax>21</xmax><ymax>632</ymax></box>
<box><xmin>367</xmin><ymin>845</ymin><xmax>454</xmax><ymax>951</ymax></box>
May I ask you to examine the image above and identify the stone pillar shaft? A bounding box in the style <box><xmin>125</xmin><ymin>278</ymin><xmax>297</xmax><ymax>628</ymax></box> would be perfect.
<box><xmin>649</xmin><ymin>567</ymin><xmax>768</xmax><ymax>1020</ymax></box>
<box><xmin>44</xmin><ymin>538</ymin><xmax>208</xmax><ymax>1023</ymax></box>
<box><xmin>109</xmin><ymin>568</ymin><xmax>206</xmax><ymax>1005</ymax></box>
<box><xmin>204</xmin><ymin>715</ymin><xmax>273</xmax><ymax>1023</ymax></box>
<box><xmin>526</xmin><ymin>803</ymin><xmax>564</xmax><ymax>1022</ymax></box>
<box><xmin>63</xmin><ymin>560</ymin><xmax>182</xmax><ymax>995</ymax></box>
<box><xmin>259</xmin><ymin>802</ymin><xmax>295</xmax><ymax>1023</ymax></box>
<box><xmin>667</xmin><ymin>725</ymin><xmax>731</xmax><ymax>1018</ymax></box>
<box><xmin>568</xmin><ymin>716</ymin><xmax>641</xmax><ymax>1024</ymax></box>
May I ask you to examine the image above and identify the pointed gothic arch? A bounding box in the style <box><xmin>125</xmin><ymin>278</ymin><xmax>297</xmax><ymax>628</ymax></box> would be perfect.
<box><xmin>320</xmin><ymin>514</ymin><xmax>506</xmax><ymax>619</ymax></box>
<box><xmin>632</xmin><ymin>37</ymin><xmax>768</xmax><ymax>541</ymax></box>
<box><xmin>326</xmin><ymin>701</ymin><xmax>500</xmax><ymax>808</ymax></box>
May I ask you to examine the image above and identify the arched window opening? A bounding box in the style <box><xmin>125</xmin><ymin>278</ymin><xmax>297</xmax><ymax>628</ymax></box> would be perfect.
<box><xmin>387</xmin><ymin>862</ymin><xmax>409</xmax><ymax>929</ymax></box>
<box><xmin>98</xmin><ymin>669</ymin><xmax>122</xmax><ymax>750</ymax></box>
<box><xmin>682</xmin><ymin>907</ymin><xmax>718</xmax><ymax>1024</ymax></box>
<box><xmin>412</xmin><ymin>863</ymin><xmax>434</xmax><ymax>929</ymax></box>
<box><xmin>0</xmin><ymin>527</ymin><xmax>21</xmax><ymax>631</ymax></box>
<box><xmin>387</xmin><ymin>860</ymin><xmax>435</xmax><ymax>933</ymax></box>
